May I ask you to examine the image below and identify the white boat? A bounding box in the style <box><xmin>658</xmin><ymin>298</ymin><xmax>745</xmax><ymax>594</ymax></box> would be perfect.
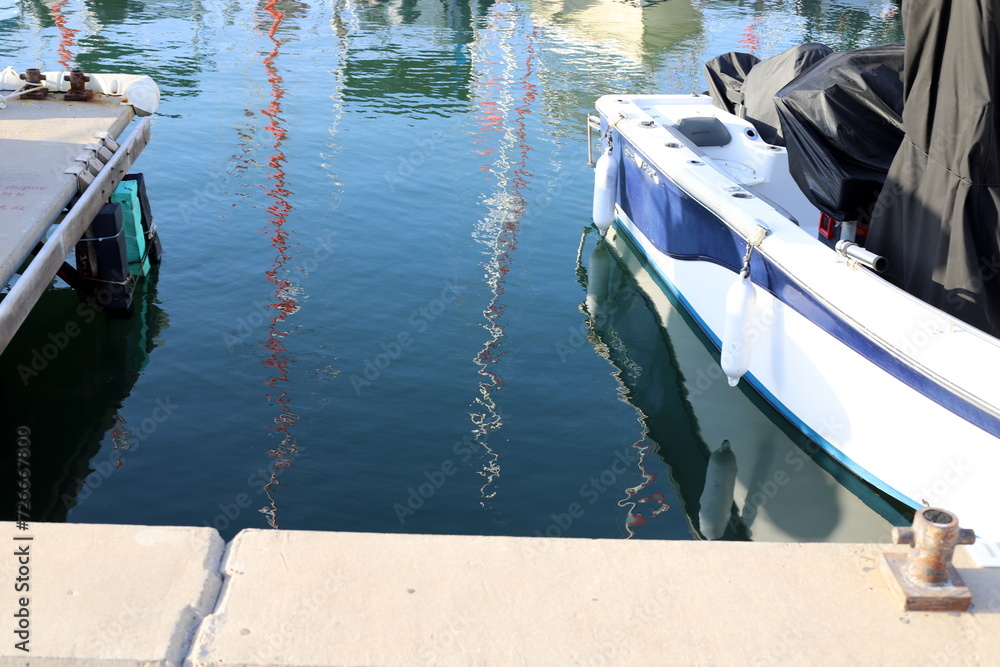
<box><xmin>589</xmin><ymin>2</ymin><xmax>1000</xmax><ymax>564</ymax></box>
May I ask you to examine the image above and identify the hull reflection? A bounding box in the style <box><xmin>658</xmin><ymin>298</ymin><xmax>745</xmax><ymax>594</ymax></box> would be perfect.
<box><xmin>583</xmin><ymin>233</ymin><xmax>907</xmax><ymax>542</ymax></box>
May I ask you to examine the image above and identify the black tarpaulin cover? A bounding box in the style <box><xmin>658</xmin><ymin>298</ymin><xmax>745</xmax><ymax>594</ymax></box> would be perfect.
<box><xmin>702</xmin><ymin>45</ymin><xmax>833</xmax><ymax>145</ymax></box>
<box><xmin>704</xmin><ymin>51</ymin><xmax>760</xmax><ymax>116</ymax></box>
<box><xmin>741</xmin><ymin>43</ymin><xmax>834</xmax><ymax>145</ymax></box>
<box><xmin>867</xmin><ymin>0</ymin><xmax>1000</xmax><ymax>336</ymax></box>
<box><xmin>774</xmin><ymin>43</ymin><xmax>905</xmax><ymax>221</ymax></box>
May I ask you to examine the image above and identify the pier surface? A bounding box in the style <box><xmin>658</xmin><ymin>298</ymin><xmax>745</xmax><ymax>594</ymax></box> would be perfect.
<box><xmin>2</xmin><ymin>521</ymin><xmax>999</xmax><ymax>665</ymax></box>
<box><xmin>0</xmin><ymin>96</ymin><xmax>133</xmax><ymax>287</ymax></box>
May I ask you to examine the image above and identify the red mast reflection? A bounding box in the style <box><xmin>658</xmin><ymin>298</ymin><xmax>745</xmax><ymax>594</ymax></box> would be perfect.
<box><xmin>49</xmin><ymin>0</ymin><xmax>78</xmax><ymax>70</ymax></box>
<box><xmin>620</xmin><ymin>440</ymin><xmax>666</xmax><ymax>536</ymax></box>
<box><xmin>258</xmin><ymin>0</ymin><xmax>299</xmax><ymax>529</ymax></box>
<box><xmin>738</xmin><ymin>3</ymin><xmax>763</xmax><ymax>53</ymax></box>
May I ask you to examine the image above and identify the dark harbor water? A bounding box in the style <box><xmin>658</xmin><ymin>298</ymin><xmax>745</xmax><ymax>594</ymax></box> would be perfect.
<box><xmin>0</xmin><ymin>0</ymin><xmax>906</xmax><ymax>542</ymax></box>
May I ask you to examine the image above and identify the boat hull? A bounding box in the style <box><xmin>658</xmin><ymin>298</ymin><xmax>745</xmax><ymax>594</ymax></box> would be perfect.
<box><xmin>587</xmin><ymin>233</ymin><xmax>904</xmax><ymax>542</ymax></box>
<box><xmin>596</xmin><ymin>95</ymin><xmax>1000</xmax><ymax>560</ymax></box>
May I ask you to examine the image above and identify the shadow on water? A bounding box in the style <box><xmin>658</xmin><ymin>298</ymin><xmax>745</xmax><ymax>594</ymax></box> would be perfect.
<box><xmin>579</xmin><ymin>231</ymin><xmax>747</xmax><ymax>540</ymax></box>
<box><xmin>579</xmin><ymin>230</ymin><xmax>910</xmax><ymax>541</ymax></box>
<box><xmin>0</xmin><ymin>277</ymin><xmax>167</xmax><ymax>522</ymax></box>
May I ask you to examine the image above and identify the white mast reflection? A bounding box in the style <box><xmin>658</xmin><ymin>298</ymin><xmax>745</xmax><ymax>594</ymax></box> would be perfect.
<box><xmin>468</xmin><ymin>3</ymin><xmax>537</xmax><ymax>512</ymax></box>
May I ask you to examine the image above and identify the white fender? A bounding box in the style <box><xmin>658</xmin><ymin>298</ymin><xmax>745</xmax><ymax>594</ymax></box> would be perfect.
<box><xmin>115</xmin><ymin>75</ymin><xmax>160</xmax><ymax>116</ymax></box>
<box><xmin>699</xmin><ymin>440</ymin><xmax>738</xmax><ymax>540</ymax></box>
<box><xmin>0</xmin><ymin>66</ymin><xmax>21</xmax><ymax>90</ymax></box>
<box><xmin>720</xmin><ymin>271</ymin><xmax>757</xmax><ymax>387</ymax></box>
<box><xmin>592</xmin><ymin>148</ymin><xmax>618</xmax><ymax>233</ymax></box>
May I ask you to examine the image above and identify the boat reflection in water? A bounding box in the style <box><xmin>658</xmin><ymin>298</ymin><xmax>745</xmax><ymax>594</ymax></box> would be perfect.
<box><xmin>581</xmin><ymin>230</ymin><xmax>908</xmax><ymax>542</ymax></box>
<box><xmin>531</xmin><ymin>0</ymin><xmax>702</xmax><ymax>64</ymax></box>
<box><xmin>0</xmin><ymin>277</ymin><xmax>166</xmax><ymax>522</ymax></box>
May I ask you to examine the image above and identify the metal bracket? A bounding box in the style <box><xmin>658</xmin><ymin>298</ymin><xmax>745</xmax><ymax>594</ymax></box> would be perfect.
<box><xmin>64</xmin><ymin>163</ymin><xmax>94</xmax><ymax>192</ymax></box>
<box><xmin>76</xmin><ymin>151</ymin><xmax>104</xmax><ymax>176</ymax></box>
<box><xmin>64</xmin><ymin>132</ymin><xmax>122</xmax><ymax>194</ymax></box>
<box><xmin>85</xmin><ymin>142</ymin><xmax>115</xmax><ymax>164</ymax></box>
<box><xmin>0</xmin><ymin>116</ymin><xmax>152</xmax><ymax>355</ymax></box>
<box><xmin>881</xmin><ymin>507</ymin><xmax>976</xmax><ymax>611</ymax></box>
<box><xmin>95</xmin><ymin>131</ymin><xmax>120</xmax><ymax>153</ymax></box>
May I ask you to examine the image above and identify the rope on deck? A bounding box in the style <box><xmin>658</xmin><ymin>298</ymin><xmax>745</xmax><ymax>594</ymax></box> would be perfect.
<box><xmin>0</xmin><ymin>84</ymin><xmax>46</xmax><ymax>109</ymax></box>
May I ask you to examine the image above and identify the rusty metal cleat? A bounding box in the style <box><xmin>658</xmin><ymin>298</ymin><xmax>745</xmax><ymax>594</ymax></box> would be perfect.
<box><xmin>881</xmin><ymin>507</ymin><xmax>976</xmax><ymax>611</ymax></box>
<box><xmin>18</xmin><ymin>69</ymin><xmax>49</xmax><ymax>100</ymax></box>
<box><xmin>64</xmin><ymin>69</ymin><xmax>93</xmax><ymax>102</ymax></box>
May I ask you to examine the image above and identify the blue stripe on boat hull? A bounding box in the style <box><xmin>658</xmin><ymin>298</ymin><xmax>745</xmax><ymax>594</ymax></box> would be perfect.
<box><xmin>614</xmin><ymin>133</ymin><xmax>1000</xmax><ymax>442</ymax></box>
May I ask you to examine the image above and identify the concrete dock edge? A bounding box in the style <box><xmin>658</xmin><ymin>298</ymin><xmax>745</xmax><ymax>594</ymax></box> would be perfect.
<box><xmin>1</xmin><ymin>522</ymin><xmax>225</xmax><ymax>665</ymax></box>
<box><xmin>3</xmin><ymin>522</ymin><xmax>1000</xmax><ymax>666</ymax></box>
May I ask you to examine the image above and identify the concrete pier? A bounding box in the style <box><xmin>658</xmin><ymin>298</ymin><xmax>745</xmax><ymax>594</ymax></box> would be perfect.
<box><xmin>3</xmin><ymin>521</ymin><xmax>1000</xmax><ymax>665</ymax></box>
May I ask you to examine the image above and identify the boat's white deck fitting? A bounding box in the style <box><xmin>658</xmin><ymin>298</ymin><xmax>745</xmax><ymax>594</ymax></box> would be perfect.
<box><xmin>641</xmin><ymin>96</ymin><xmax>822</xmax><ymax>233</ymax></box>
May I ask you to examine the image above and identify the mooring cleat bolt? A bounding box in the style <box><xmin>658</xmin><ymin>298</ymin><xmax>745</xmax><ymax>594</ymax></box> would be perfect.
<box><xmin>64</xmin><ymin>69</ymin><xmax>93</xmax><ymax>102</ymax></box>
<box><xmin>18</xmin><ymin>68</ymin><xmax>49</xmax><ymax>100</ymax></box>
<box><xmin>881</xmin><ymin>507</ymin><xmax>976</xmax><ymax>611</ymax></box>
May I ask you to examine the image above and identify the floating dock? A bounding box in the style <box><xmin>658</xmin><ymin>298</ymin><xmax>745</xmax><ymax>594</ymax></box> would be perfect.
<box><xmin>0</xmin><ymin>67</ymin><xmax>159</xmax><ymax>354</ymax></box>
<box><xmin>2</xmin><ymin>521</ymin><xmax>999</xmax><ymax>665</ymax></box>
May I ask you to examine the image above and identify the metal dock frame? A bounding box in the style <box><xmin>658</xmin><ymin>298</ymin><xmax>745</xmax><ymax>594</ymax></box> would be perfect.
<box><xmin>0</xmin><ymin>117</ymin><xmax>152</xmax><ymax>355</ymax></box>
